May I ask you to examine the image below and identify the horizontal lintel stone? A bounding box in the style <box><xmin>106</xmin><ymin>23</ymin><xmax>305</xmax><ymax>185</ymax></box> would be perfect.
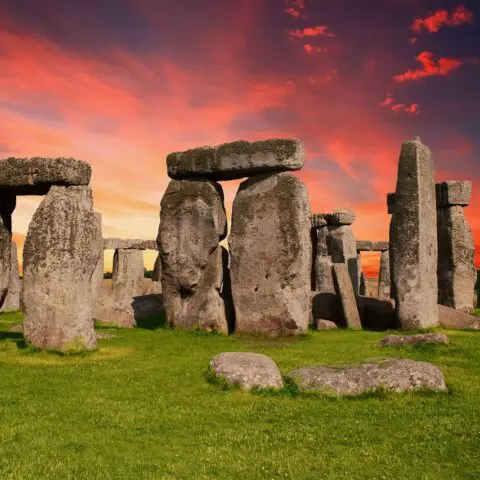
<box><xmin>103</xmin><ymin>238</ymin><xmax>157</xmax><ymax>250</ymax></box>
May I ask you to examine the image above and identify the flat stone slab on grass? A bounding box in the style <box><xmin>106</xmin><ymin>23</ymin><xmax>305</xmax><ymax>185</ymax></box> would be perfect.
<box><xmin>167</xmin><ymin>139</ymin><xmax>304</xmax><ymax>181</ymax></box>
<box><xmin>0</xmin><ymin>157</ymin><xmax>91</xmax><ymax>195</ymax></box>
<box><xmin>438</xmin><ymin>304</ymin><xmax>479</xmax><ymax>329</ymax></box>
<box><xmin>209</xmin><ymin>352</ymin><xmax>284</xmax><ymax>390</ymax></box>
<box><xmin>380</xmin><ymin>333</ymin><xmax>449</xmax><ymax>346</ymax></box>
<box><xmin>103</xmin><ymin>238</ymin><xmax>157</xmax><ymax>250</ymax></box>
<box><xmin>289</xmin><ymin>358</ymin><xmax>446</xmax><ymax>396</ymax></box>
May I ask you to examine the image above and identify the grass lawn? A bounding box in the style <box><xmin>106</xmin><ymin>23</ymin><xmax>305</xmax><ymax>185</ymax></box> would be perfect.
<box><xmin>0</xmin><ymin>311</ymin><xmax>480</xmax><ymax>479</ymax></box>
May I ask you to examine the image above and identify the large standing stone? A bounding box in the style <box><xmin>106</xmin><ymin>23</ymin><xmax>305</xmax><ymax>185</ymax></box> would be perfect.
<box><xmin>390</xmin><ymin>138</ymin><xmax>438</xmax><ymax>329</ymax></box>
<box><xmin>91</xmin><ymin>212</ymin><xmax>104</xmax><ymax>317</ymax></box>
<box><xmin>230</xmin><ymin>172</ymin><xmax>311</xmax><ymax>335</ymax></box>
<box><xmin>378</xmin><ymin>249</ymin><xmax>391</xmax><ymax>298</ymax></box>
<box><xmin>0</xmin><ymin>194</ymin><xmax>15</xmax><ymax>305</ymax></box>
<box><xmin>167</xmin><ymin>139</ymin><xmax>304</xmax><ymax>181</ymax></box>
<box><xmin>313</xmin><ymin>214</ymin><xmax>334</xmax><ymax>293</ymax></box>
<box><xmin>159</xmin><ymin>179</ymin><xmax>228</xmax><ymax>334</ymax></box>
<box><xmin>359</xmin><ymin>271</ymin><xmax>368</xmax><ymax>296</ymax></box>
<box><xmin>332</xmin><ymin>263</ymin><xmax>362</xmax><ymax>329</ymax></box>
<box><xmin>111</xmin><ymin>249</ymin><xmax>145</xmax><ymax>302</ymax></box>
<box><xmin>22</xmin><ymin>186</ymin><xmax>101</xmax><ymax>351</ymax></box>
<box><xmin>1</xmin><ymin>241</ymin><xmax>20</xmax><ymax>312</ymax></box>
<box><xmin>147</xmin><ymin>253</ymin><xmax>162</xmax><ymax>294</ymax></box>
<box><xmin>436</xmin><ymin>181</ymin><xmax>476</xmax><ymax>313</ymax></box>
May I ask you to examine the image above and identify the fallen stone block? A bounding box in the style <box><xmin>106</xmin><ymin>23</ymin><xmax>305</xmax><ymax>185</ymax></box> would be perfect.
<box><xmin>209</xmin><ymin>352</ymin><xmax>284</xmax><ymax>390</ymax></box>
<box><xmin>438</xmin><ymin>304</ymin><xmax>479</xmax><ymax>329</ymax></box>
<box><xmin>316</xmin><ymin>319</ymin><xmax>338</xmax><ymax>330</ymax></box>
<box><xmin>380</xmin><ymin>333</ymin><xmax>448</xmax><ymax>346</ymax></box>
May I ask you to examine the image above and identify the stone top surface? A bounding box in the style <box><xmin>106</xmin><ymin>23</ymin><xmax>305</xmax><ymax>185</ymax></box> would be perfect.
<box><xmin>436</xmin><ymin>181</ymin><xmax>472</xmax><ymax>207</ymax></box>
<box><xmin>311</xmin><ymin>213</ymin><xmax>329</xmax><ymax>228</ymax></box>
<box><xmin>103</xmin><ymin>238</ymin><xmax>157</xmax><ymax>250</ymax></box>
<box><xmin>356</xmin><ymin>240</ymin><xmax>374</xmax><ymax>251</ymax></box>
<box><xmin>167</xmin><ymin>138</ymin><xmax>304</xmax><ymax>181</ymax></box>
<box><xmin>373</xmin><ymin>241</ymin><xmax>389</xmax><ymax>251</ymax></box>
<box><xmin>327</xmin><ymin>209</ymin><xmax>355</xmax><ymax>226</ymax></box>
<box><xmin>0</xmin><ymin>157</ymin><xmax>91</xmax><ymax>195</ymax></box>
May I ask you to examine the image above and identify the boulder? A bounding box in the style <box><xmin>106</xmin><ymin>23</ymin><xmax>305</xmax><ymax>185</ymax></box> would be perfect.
<box><xmin>0</xmin><ymin>241</ymin><xmax>21</xmax><ymax>312</ymax></box>
<box><xmin>104</xmin><ymin>238</ymin><xmax>157</xmax><ymax>250</ymax></box>
<box><xmin>159</xmin><ymin>179</ymin><xmax>228</xmax><ymax>334</ymax></box>
<box><xmin>167</xmin><ymin>138</ymin><xmax>304</xmax><ymax>181</ymax></box>
<box><xmin>289</xmin><ymin>359</ymin><xmax>447</xmax><ymax>395</ymax></box>
<box><xmin>438</xmin><ymin>304</ymin><xmax>479</xmax><ymax>329</ymax></box>
<box><xmin>390</xmin><ymin>138</ymin><xmax>438</xmax><ymax>328</ymax></box>
<box><xmin>229</xmin><ymin>172</ymin><xmax>311</xmax><ymax>335</ymax></box>
<box><xmin>317</xmin><ymin>319</ymin><xmax>338</xmax><ymax>330</ymax></box>
<box><xmin>380</xmin><ymin>333</ymin><xmax>448</xmax><ymax>346</ymax></box>
<box><xmin>332</xmin><ymin>263</ymin><xmax>362</xmax><ymax>329</ymax></box>
<box><xmin>0</xmin><ymin>157</ymin><xmax>91</xmax><ymax>195</ymax></box>
<box><xmin>22</xmin><ymin>186</ymin><xmax>101</xmax><ymax>351</ymax></box>
<box><xmin>111</xmin><ymin>249</ymin><xmax>145</xmax><ymax>302</ymax></box>
<box><xmin>209</xmin><ymin>352</ymin><xmax>284</xmax><ymax>390</ymax></box>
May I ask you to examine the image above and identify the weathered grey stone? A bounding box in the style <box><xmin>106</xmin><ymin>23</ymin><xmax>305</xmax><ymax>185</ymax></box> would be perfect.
<box><xmin>167</xmin><ymin>139</ymin><xmax>304</xmax><ymax>181</ymax></box>
<box><xmin>0</xmin><ymin>193</ymin><xmax>15</xmax><ymax>306</ymax></box>
<box><xmin>317</xmin><ymin>319</ymin><xmax>338</xmax><ymax>330</ymax></box>
<box><xmin>387</xmin><ymin>192</ymin><xmax>396</xmax><ymax>214</ymax></box>
<box><xmin>373</xmin><ymin>241</ymin><xmax>389</xmax><ymax>252</ymax></box>
<box><xmin>145</xmin><ymin>253</ymin><xmax>162</xmax><ymax>294</ymax></box>
<box><xmin>314</xmin><ymin>226</ymin><xmax>334</xmax><ymax>292</ymax></box>
<box><xmin>378</xmin><ymin>249</ymin><xmax>391</xmax><ymax>298</ymax></box>
<box><xmin>436</xmin><ymin>181</ymin><xmax>472</xmax><ymax>207</ymax></box>
<box><xmin>356</xmin><ymin>240</ymin><xmax>374</xmax><ymax>251</ymax></box>
<box><xmin>327</xmin><ymin>209</ymin><xmax>355</xmax><ymax>226</ymax></box>
<box><xmin>328</xmin><ymin>223</ymin><xmax>358</xmax><ymax>294</ymax></box>
<box><xmin>289</xmin><ymin>359</ymin><xmax>446</xmax><ymax>395</ymax></box>
<box><xmin>0</xmin><ymin>241</ymin><xmax>20</xmax><ymax>312</ymax></box>
<box><xmin>380</xmin><ymin>333</ymin><xmax>448</xmax><ymax>346</ymax></box>
<box><xmin>359</xmin><ymin>271</ymin><xmax>368</xmax><ymax>296</ymax></box>
<box><xmin>91</xmin><ymin>213</ymin><xmax>104</xmax><ymax>318</ymax></box>
<box><xmin>356</xmin><ymin>295</ymin><xmax>396</xmax><ymax>330</ymax></box>
<box><xmin>437</xmin><ymin>205</ymin><xmax>476</xmax><ymax>313</ymax></box>
<box><xmin>209</xmin><ymin>352</ymin><xmax>284</xmax><ymax>390</ymax></box>
<box><xmin>311</xmin><ymin>292</ymin><xmax>343</xmax><ymax>325</ymax></box>
<box><xmin>103</xmin><ymin>238</ymin><xmax>157</xmax><ymax>250</ymax></box>
<box><xmin>111</xmin><ymin>249</ymin><xmax>145</xmax><ymax>302</ymax></box>
<box><xmin>0</xmin><ymin>157</ymin><xmax>91</xmax><ymax>195</ymax></box>
<box><xmin>390</xmin><ymin>138</ymin><xmax>438</xmax><ymax>329</ymax></box>
<box><xmin>22</xmin><ymin>186</ymin><xmax>100</xmax><ymax>351</ymax></box>
<box><xmin>438</xmin><ymin>304</ymin><xmax>479</xmax><ymax>329</ymax></box>
<box><xmin>159</xmin><ymin>179</ymin><xmax>228</xmax><ymax>334</ymax></box>
<box><xmin>332</xmin><ymin>263</ymin><xmax>362</xmax><ymax>329</ymax></box>
<box><xmin>230</xmin><ymin>172</ymin><xmax>311</xmax><ymax>335</ymax></box>
<box><xmin>311</xmin><ymin>213</ymin><xmax>328</xmax><ymax>228</ymax></box>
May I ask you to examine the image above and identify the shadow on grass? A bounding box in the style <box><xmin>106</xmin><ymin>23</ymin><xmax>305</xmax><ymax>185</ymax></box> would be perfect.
<box><xmin>135</xmin><ymin>313</ymin><xmax>167</xmax><ymax>330</ymax></box>
<box><xmin>0</xmin><ymin>332</ymin><xmax>23</xmax><ymax>341</ymax></box>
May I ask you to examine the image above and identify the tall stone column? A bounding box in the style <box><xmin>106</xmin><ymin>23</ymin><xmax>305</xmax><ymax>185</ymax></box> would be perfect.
<box><xmin>327</xmin><ymin>209</ymin><xmax>358</xmax><ymax>294</ymax></box>
<box><xmin>436</xmin><ymin>181</ymin><xmax>476</xmax><ymax>313</ymax></box>
<box><xmin>376</xmin><ymin>242</ymin><xmax>391</xmax><ymax>298</ymax></box>
<box><xmin>23</xmin><ymin>186</ymin><xmax>101</xmax><ymax>351</ymax></box>
<box><xmin>159</xmin><ymin>179</ymin><xmax>228</xmax><ymax>334</ymax></box>
<box><xmin>230</xmin><ymin>172</ymin><xmax>311</xmax><ymax>335</ymax></box>
<box><xmin>0</xmin><ymin>241</ymin><xmax>21</xmax><ymax>312</ymax></box>
<box><xmin>312</xmin><ymin>214</ymin><xmax>334</xmax><ymax>292</ymax></box>
<box><xmin>356</xmin><ymin>241</ymin><xmax>374</xmax><ymax>297</ymax></box>
<box><xmin>0</xmin><ymin>193</ymin><xmax>15</xmax><ymax>306</ymax></box>
<box><xmin>91</xmin><ymin>212</ymin><xmax>104</xmax><ymax>317</ymax></box>
<box><xmin>111</xmin><ymin>249</ymin><xmax>145</xmax><ymax>301</ymax></box>
<box><xmin>390</xmin><ymin>138</ymin><xmax>438</xmax><ymax>329</ymax></box>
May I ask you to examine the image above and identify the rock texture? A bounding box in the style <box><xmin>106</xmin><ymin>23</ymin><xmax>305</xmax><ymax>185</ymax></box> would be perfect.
<box><xmin>22</xmin><ymin>186</ymin><xmax>101</xmax><ymax>351</ymax></box>
<box><xmin>359</xmin><ymin>271</ymin><xmax>368</xmax><ymax>296</ymax></box>
<box><xmin>332</xmin><ymin>264</ymin><xmax>362</xmax><ymax>329</ymax></box>
<box><xmin>104</xmin><ymin>238</ymin><xmax>157</xmax><ymax>250</ymax></box>
<box><xmin>380</xmin><ymin>333</ymin><xmax>448</xmax><ymax>346</ymax></box>
<box><xmin>167</xmin><ymin>139</ymin><xmax>304</xmax><ymax>181</ymax></box>
<box><xmin>0</xmin><ymin>193</ymin><xmax>15</xmax><ymax>306</ymax></box>
<box><xmin>159</xmin><ymin>179</ymin><xmax>228</xmax><ymax>334</ymax></box>
<box><xmin>147</xmin><ymin>253</ymin><xmax>162</xmax><ymax>294</ymax></box>
<box><xmin>437</xmin><ymin>182</ymin><xmax>475</xmax><ymax>313</ymax></box>
<box><xmin>0</xmin><ymin>157</ymin><xmax>91</xmax><ymax>195</ymax></box>
<box><xmin>390</xmin><ymin>138</ymin><xmax>438</xmax><ymax>329</ymax></box>
<box><xmin>313</xmin><ymin>223</ymin><xmax>334</xmax><ymax>293</ymax></box>
<box><xmin>229</xmin><ymin>172</ymin><xmax>311</xmax><ymax>335</ymax></box>
<box><xmin>317</xmin><ymin>319</ymin><xmax>338</xmax><ymax>330</ymax></box>
<box><xmin>357</xmin><ymin>240</ymin><xmax>374</xmax><ymax>251</ymax></box>
<box><xmin>377</xmin><ymin>249</ymin><xmax>391</xmax><ymax>298</ymax></box>
<box><xmin>209</xmin><ymin>352</ymin><xmax>284</xmax><ymax>390</ymax></box>
<box><xmin>289</xmin><ymin>359</ymin><xmax>447</xmax><ymax>395</ymax></box>
<box><xmin>438</xmin><ymin>304</ymin><xmax>479</xmax><ymax>329</ymax></box>
<box><xmin>111</xmin><ymin>249</ymin><xmax>145</xmax><ymax>301</ymax></box>
<box><xmin>0</xmin><ymin>241</ymin><xmax>21</xmax><ymax>312</ymax></box>
<box><xmin>91</xmin><ymin>213</ymin><xmax>104</xmax><ymax>317</ymax></box>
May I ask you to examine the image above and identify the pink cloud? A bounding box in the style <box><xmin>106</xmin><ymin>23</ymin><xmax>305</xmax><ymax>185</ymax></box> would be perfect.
<box><xmin>411</xmin><ymin>4</ymin><xmax>474</xmax><ymax>34</ymax></box>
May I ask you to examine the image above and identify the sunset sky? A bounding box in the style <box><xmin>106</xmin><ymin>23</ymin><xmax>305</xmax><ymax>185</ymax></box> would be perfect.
<box><xmin>1</xmin><ymin>0</ymin><xmax>479</xmax><ymax>275</ymax></box>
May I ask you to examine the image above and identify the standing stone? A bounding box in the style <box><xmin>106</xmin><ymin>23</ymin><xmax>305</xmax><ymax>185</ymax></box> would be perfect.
<box><xmin>0</xmin><ymin>194</ymin><xmax>15</xmax><ymax>306</ymax></box>
<box><xmin>91</xmin><ymin>212</ymin><xmax>104</xmax><ymax>317</ymax></box>
<box><xmin>1</xmin><ymin>241</ymin><xmax>20</xmax><ymax>312</ymax></box>
<box><xmin>313</xmin><ymin>214</ymin><xmax>334</xmax><ymax>292</ymax></box>
<box><xmin>22</xmin><ymin>186</ymin><xmax>101</xmax><ymax>351</ymax></box>
<box><xmin>159</xmin><ymin>179</ymin><xmax>228</xmax><ymax>334</ymax></box>
<box><xmin>332</xmin><ymin>263</ymin><xmax>362</xmax><ymax>329</ymax></box>
<box><xmin>147</xmin><ymin>253</ymin><xmax>162</xmax><ymax>294</ymax></box>
<box><xmin>111</xmin><ymin>249</ymin><xmax>145</xmax><ymax>302</ymax></box>
<box><xmin>327</xmin><ymin>209</ymin><xmax>359</xmax><ymax>294</ymax></box>
<box><xmin>378</xmin><ymin>249</ymin><xmax>391</xmax><ymax>298</ymax></box>
<box><xmin>230</xmin><ymin>172</ymin><xmax>311</xmax><ymax>335</ymax></box>
<box><xmin>359</xmin><ymin>271</ymin><xmax>368</xmax><ymax>296</ymax></box>
<box><xmin>436</xmin><ymin>181</ymin><xmax>475</xmax><ymax>313</ymax></box>
<box><xmin>390</xmin><ymin>138</ymin><xmax>438</xmax><ymax>329</ymax></box>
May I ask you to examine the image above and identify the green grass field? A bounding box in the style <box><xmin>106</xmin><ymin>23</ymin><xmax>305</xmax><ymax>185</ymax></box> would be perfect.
<box><xmin>1</xmin><ymin>311</ymin><xmax>480</xmax><ymax>479</ymax></box>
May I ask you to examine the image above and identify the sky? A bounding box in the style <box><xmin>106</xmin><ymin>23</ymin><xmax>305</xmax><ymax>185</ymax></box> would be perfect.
<box><xmin>1</xmin><ymin>0</ymin><xmax>479</xmax><ymax>276</ymax></box>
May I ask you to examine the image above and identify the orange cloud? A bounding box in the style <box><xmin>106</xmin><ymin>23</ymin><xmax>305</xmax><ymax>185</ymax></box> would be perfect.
<box><xmin>393</xmin><ymin>51</ymin><xmax>462</xmax><ymax>82</ymax></box>
<box><xmin>380</xmin><ymin>95</ymin><xmax>419</xmax><ymax>114</ymax></box>
<box><xmin>285</xmin><ymin>0</ymin><xmax>306</xmax><ymax>19</ymax></box>
<box><xmin>303</xmin><ymin>44</ymin><xmax>325</xmax><ymax>54</ymax></box>
<box><xmin>411</xmin><ymin>5</ymin><xmax>473</xmax><ymax>34</ymax></box>
<box><xmin>287</xmin><ymin>25</ymin><xmax>334</xmax><ymax>39</ymax></box>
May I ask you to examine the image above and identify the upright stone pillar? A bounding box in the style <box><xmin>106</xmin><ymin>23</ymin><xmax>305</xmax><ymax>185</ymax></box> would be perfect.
<box><xmin>91</xmin><ymin>212</ymin><xmax>104</xmax><ymax>317</ymax></box>
<box><xmin>230</xmin><ymin>172</ymin><xmax>312</xmax><ymax>335</ymax></box>
<box><xmin>111</xmin><ymin>249</ymin><xmax>145</xmax><ymax>301</ymax></box>
<box><xmin>436</xmin><ymin>181</ymin><xmax>476</xmax><ymax>313</ymax></box>
<box><xmin>23</xmin><ymin>186</ymin><xmax>101</xmax><ymax>351</ymax></box>
<box><xmin>312</xmin><ymin>214</ymin><xmax>334</xmax><ymax>292</ymax></box>
<box><xmin>0</xmin><ymin>193</ymin><xmax>15</xmax><ymax>305</ymax></box>
<box><xmin>1</xmin><ymin>241</ymin><xmax>21</xmax><ymax>312</ymax></box>
<box><xmin>374</xmin><ymin>241</ymin><xmax>390</xmax><ymax>298</ymax></box>
<box><xmin>359</xmin><ymin>272</ymin><xmax>368</xmax><ymax>296</ymax></box>
<box><xmin>390</xmin><ymin>138</ymin><xmax>438</xmax><ymax>329</ymax></box>
<box><xmin>147</xmin><ymin>253</ymin><xmax>162</xmax><ymax>294</ymax></box>
<box><xmin>159</xmin><ymin>179</ymin><xmax>228</xmax><ymax>334</ymax></box>
<box><xmin>327</xmin><ymin>209</ymin><xmax>358</xmax><ymax>294</ymax></box>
